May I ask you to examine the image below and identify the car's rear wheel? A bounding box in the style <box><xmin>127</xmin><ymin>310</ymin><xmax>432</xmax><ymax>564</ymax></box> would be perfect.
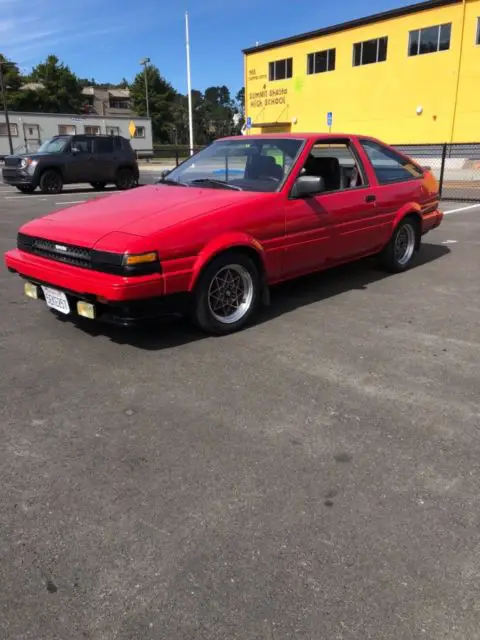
<box><xmin>379</xmin><ymin>216</ymin><xmax>419</xmax><ymax>273</ymax></box>
<box><xmin>192</xmin><ymin>251</ymin><xmax>261</xmax><ymax>335</ymax></box>
<box><xmin>90</xmin><ymin>182</ymin><xmax>106</xmax><ymax>190</ymax></box>
<box><xmin>39</xmin><ymin>170</ymin><xmax>63</xmax><ymax>194</ymax></box>
<box><xmin>115</xmin><ymin>168</ymin><xmax>136</xmax><ymax>190</ymax></box>
<box><xmin>16</xmin><ymin>185</ymin><xmax>35</xmax><ymax>193</ymax></box>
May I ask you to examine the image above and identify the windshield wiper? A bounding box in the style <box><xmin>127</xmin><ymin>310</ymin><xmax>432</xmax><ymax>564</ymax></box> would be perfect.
<box><xmin>188</xmin><ymin>178</ymin><xmax>242</xmax><ymax>191</ymax></box>
<box><xmin>157</xmin><ymin>178</ymin><xmax>190</xmax><ymax>187</ymax></box>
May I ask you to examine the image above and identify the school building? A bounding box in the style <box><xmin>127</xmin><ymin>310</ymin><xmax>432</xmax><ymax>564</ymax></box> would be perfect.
<box><xmin>243</xmin><ymin>0</ymin><xmax>480</xmax><ymax>143</ymax></box>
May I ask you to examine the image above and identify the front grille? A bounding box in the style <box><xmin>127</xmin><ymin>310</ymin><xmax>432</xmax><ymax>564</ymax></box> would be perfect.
<box><xmin>18</xmin><ymin>234</ymin><xmax>92</xmax><ymax>269</ymax></box>
<box><xmin>17</xmin><ymin>233</ymin><xmax>160</xmax><ymax>276</ymax></box>
<box><xmin>4</xmin><ymin>157</ymin><xmax>22</xmax><ymax>168</ymax></box>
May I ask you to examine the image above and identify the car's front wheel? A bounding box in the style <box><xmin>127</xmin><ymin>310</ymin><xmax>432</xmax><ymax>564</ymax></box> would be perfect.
<box><xmin>192</xmin><ymin>251</ymin><xmax>261</xmax><ymax>335</ymax></box>
<box><xmin>39</xmin><ymin>170</ymin><xmax>63</xmax><ymax>194</ymax></box>
<box><xmin>379</xmin><ymin>216</ymin><xmax>419</xmax><ymax>273</ymax></box>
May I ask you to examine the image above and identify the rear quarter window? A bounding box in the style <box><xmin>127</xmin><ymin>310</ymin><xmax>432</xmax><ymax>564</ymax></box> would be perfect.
<box><xmin>361</xmin><ymin>139</ymin><xmax>423</xmax><ymax>184</ymax></box>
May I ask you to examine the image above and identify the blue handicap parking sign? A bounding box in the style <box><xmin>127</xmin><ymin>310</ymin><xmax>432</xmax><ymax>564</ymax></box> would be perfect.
<box><xmin>327</xmin><ymin>112</ymin><xmax>333</xmax><ymax>127</ymax></box>
<box><xmin>246</xmin><ymin>116</ymin><xmax>252</xmax><ymax>129</ymax></box>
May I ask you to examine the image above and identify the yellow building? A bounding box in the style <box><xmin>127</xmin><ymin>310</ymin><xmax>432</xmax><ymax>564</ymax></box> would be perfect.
<box><xmin>243</xmin><ymin>0</ymin><xmax>480</xmax><ymax>143</ymax></box>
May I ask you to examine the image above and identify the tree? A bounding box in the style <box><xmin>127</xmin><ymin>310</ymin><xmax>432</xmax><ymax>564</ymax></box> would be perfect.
<box><xmin>235</xmin><ymin>87</ymin><xmax>245</xmax><ymax>118</ymax></box>
<box><xmin>130</xmin><ymin>64</ymin><xmax>176</xmax><ymax>143</ymax></box>
<box><xmin>0</xmin><ymin>54</ymin><xmax>25</xmax><ymax>110</ymax></box>
<box><xmin>30</xmin><ymin>55</ymin><xmax>84</xmax><ymax>113</ymax></box>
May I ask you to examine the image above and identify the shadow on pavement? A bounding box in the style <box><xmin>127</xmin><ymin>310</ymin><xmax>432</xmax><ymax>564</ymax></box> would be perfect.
<box><xmin>62</xmin><ymin>242</ymin><xmax>450</xmax><ymax>351</ymax></box>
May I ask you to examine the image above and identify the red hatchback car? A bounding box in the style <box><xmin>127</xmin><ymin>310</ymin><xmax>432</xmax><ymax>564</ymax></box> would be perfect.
<box><xmin>5</xmin><ymin>133</ymin><xmax>442</xmax><ymax>335</ymax></box>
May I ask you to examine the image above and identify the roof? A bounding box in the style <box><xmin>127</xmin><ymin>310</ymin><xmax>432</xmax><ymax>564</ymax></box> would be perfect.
<box><xmin>243</xmin><ymin>0</ymin><xmax>461</xmax><ymax>54</ymax></box>
<box><xmin>220</xmin><ymin>132</ymin><xmax>366</xmax><ymax>140</ymax></box>
<box><xmin>108</xmin><ymin>89</ymin><xmax>130</xmax><ymax>98</ymax></box>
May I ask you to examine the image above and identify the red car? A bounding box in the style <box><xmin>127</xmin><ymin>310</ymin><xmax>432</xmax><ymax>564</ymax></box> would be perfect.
<box><xmin>4</xmin><ymin>133</ymin><xmax>442</xmax><ymax>335</ymax></box>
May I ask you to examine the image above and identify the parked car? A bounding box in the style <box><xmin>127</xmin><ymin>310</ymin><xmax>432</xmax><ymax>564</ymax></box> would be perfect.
<box><xmin>4</xmin><ymin>133</ymin><xmax>442</xmax><ymax>335</ymax></box>
<box><xmin>1</xmin><ymin>134</ymin><xmax>139</xmax><ymax>194</ymax></box>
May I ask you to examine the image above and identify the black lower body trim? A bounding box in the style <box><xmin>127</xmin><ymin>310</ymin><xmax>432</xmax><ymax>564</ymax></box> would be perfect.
<box><xmin>20</xmin><ymin>276</ymin><xmax>190</xmax><ymax>327</ymax></box>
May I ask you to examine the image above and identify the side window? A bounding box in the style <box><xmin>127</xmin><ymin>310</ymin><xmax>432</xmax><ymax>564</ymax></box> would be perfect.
<box><xmin>360</xmin><ymin>139</ymin><xmax>423</xmax><ymax>184</ymax></box>
<box><xmin>72</xmin><ymin>137</ymin><xmax>92</xmax><ymax>153</ymax></box>
<box><xmin>300</xmin><ymin>141</ymin><xmax>366</xmax><ymax>192</ymax></box>
<box><xmin>94</xmin><ymin>137</ymin><xmax>114</xmax><ymax>154</ymax></box>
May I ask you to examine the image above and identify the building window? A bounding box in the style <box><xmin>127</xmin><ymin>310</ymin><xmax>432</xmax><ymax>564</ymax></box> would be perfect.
<box><xmin>0</xmin><ymin>123</ymin><xmax>18</xmax><ymax>136</ymax></box>
<box><xmin>109</xmin><ymin>99</ymin><xmax>130</xmax><ymax>109</ymax></box>
<box><xmin>476</xmin><ymin>17</ymin><xmax>480</xmax><ymax>45</ymax></box>
<box><xmin>353</xmin><ymin>37</ymin><xmax>388</xmax><ymax>66</ymax></box>
<box><xmin>106</xmin><ymin>126</ymin><xmax>120</xmax><ymax>136</ymax></box>
<box><xmin>58</xmin><ymin>124</ymin><xmax>76</xmax><ymax>135</ymax></box>
<box><xmin>268</xmin><ymin>58</ymin><xmax>293</xmax><ymax>81</ymax></box>
<box><xmin>84</xmin><ymin>125</ymin><xmax>100</xmax><ymax>135</ymax></box>
<box><xmin>307</xmin><ymin>48</ymin><xmax>336</xmax><ymax>74</ymax></box>
<box><xmin>133</xmin><ymin>126</ymin><xmax>145</xmax><ymax>138</ymax></box>
<box><xmin>408</xmin><ymin>23</ymin><xmax>451</xmax><ymax>56</ymax></box>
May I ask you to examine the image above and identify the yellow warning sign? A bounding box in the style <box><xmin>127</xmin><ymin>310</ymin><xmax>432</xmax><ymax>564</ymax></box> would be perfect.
<box><xmin>128</xmin><ymin>120</ymin><xmax>136</xmax><ymax>137</ymax></box>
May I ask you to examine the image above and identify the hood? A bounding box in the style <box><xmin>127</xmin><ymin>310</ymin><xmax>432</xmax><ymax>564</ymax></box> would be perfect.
<box><xmin>20</xmin><ymin>184</ymin><xmax>263</xmax><ymax>248</ymax></box>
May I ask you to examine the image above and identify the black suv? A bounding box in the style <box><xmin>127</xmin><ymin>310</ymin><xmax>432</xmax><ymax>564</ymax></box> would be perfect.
<box><xmin>2</xmin><ymin>134</ymin><xmax>139</xmax><ymax>194</ymax></box>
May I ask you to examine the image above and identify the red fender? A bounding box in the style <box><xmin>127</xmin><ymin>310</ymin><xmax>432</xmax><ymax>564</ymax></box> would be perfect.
<box><xmin>391</xmin><ymin>202</ymin><xmax>422</xmax><ymax>232</ymax></box>
<box><xmin>189</xmin><ymin>232</ymin><xmax>265</xmax><ymax>291</ymax></box>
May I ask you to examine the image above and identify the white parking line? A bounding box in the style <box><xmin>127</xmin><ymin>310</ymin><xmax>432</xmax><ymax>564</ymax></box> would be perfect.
<box><xmin>443</xmin><ymin>203</ymin><xmax>480</xmax><ymax>215</ymax></box>
<box><xmin>55</xmin><ymin>200</ymin><xmax>86</xmax><ymax>205</ymax></box>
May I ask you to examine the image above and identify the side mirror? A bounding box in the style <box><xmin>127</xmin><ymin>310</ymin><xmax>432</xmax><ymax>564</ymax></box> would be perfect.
<box><xmin>291</xmin><ymin>175</ymin><xmax>325</xmax><ymax>198</ymax></box>
<box><xmin>71</xmin><ymin>147</ymin><xmax>80</xmax><ymax>155</ymax></box>
<box><xmin>160</xmin><ymin>169</ymin><xmax>170</xmax><ymax>179</ymax></box>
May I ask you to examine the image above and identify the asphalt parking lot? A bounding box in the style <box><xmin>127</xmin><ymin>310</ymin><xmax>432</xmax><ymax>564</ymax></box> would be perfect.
<box><xmin>1</xmin><ymin>181</ymin><xmax>480</xmax><ymax>640</ymax></box>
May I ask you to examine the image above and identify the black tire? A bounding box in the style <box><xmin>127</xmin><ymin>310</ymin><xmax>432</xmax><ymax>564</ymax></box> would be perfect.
<box><xmin>192</xmin><ymin>251</ymin><xmax>261</xmax><ymax>335</ymax></box>
<box><xmin>39</xmin><ymin>170</ymin><xmax>63</xmax><ymax>194</ymax></box>
<box><xmin>16</xmin><ymin>185</ymin><xmax>35</xmax><ymax>193</ymax></box>
<box><xmin>115</xmin><ymin>168</ymin><xmax>136</xmax><ymax>190</ymax></box>
<box><xmin>379</xmin><ymin>216</ymin><xmax>419</xmax><ymax>273</ymax></box>
<box><xmin>90</xmin><ymin>182</ymin><xmax>106</xmax><ymax>190</ymax></box>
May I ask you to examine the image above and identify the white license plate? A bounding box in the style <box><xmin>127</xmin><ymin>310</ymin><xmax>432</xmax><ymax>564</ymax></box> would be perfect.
<box><xmin>42</xmin><ymin>287</ymin><xmax>70</xmax><ymax>315</ymax></box>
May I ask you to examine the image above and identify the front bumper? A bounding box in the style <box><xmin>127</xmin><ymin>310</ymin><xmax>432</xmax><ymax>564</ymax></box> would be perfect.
<box><xmin>2</xmin><ymin>167</ymin><xmax>36</xmax><ymax>186</ymax></box>
<box><xmin>5</xmin><ymin>249</ymin><xmax>165</xmax><ymax>301</ymax></box>
<box><xmin>5</xmin><ymin>249</ymin><xmax>190</xmax><ymax>326</ymax></box>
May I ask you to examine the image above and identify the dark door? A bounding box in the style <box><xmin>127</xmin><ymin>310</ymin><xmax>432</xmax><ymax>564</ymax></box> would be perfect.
<box><xmin>91</xmin><ymin>136</ymin><xmax>118</xmax><ymax>182</ymax></box>
<box><xmin>64</xmin><ymin>136</ymin><xmax>95</xmax><ymax>183</ymax></box>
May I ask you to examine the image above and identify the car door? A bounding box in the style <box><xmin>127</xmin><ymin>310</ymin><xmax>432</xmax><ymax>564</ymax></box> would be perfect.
<box><xmin>65</xmin><ymin>136</ymin><xmax>95</xmax><ymax>183</ymax></box>
<box><xmin>91</xmin><ymin>136</ymin><xmax>117</xmax><ymax>182</ymax></box>
<box><xmin>283</xmin><ymin>139</ymin><xmax>379</xmax><ymax>277</ymax></box>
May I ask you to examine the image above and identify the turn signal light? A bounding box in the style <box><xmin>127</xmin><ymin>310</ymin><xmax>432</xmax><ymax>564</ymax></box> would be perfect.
<box><xmin>123</xmin><ymin>252</ymin><xmax>158</xmax><ymax>266</ymax></box>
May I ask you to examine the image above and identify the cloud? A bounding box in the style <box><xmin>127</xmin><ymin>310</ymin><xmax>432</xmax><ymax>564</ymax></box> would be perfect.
<box><xmin>0</xmin><ymin>0</ymin><xmax>126</xmax><ymax>67</ymax></box>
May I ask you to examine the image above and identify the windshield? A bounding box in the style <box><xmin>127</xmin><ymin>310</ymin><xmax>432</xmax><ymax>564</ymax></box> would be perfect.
<box><xmin>164</xmin><ymin>138</ymin><xmax>304</xmax><ymax>192</ymax></box>
<box><xmin>37</xmin><ymin>137</ymin><xmax>70</xmax><ymax>154</ymax></box>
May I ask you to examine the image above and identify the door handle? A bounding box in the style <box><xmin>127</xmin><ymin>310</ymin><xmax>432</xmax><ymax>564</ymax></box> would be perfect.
<box><xmin>365</xmin><ymin>194</ymin><xmax>376</xmax><ymax>203</ymax></box>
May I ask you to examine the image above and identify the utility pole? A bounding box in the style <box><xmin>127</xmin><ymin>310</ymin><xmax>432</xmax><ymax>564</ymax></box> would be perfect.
<box><xmin>185</xmin><ymin>11</ymin><xmax>194</xmax><ymax>155</ymax></box>
<box><xmin>0</xmin><ymin>61</ymin><xmax>14</xmax><ymax>155</ymax></box>
<box><xmin>140</xmin><ymin>57</ymin><xmax>150</xmax><ymax>119</ymax></box>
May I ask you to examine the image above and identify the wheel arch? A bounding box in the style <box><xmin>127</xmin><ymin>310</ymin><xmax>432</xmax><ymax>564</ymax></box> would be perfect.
<box><xmin>189</xmin><ymin>234</ymin><xmax>266</xmax><ymax>292</ymax></box>
<box><xmin>392</xmin><ymin>204</ymin><xmax>422</xmax><ymax>250</ymax></box>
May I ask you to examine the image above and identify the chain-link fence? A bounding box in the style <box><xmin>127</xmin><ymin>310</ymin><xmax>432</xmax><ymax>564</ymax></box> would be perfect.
<box><xmin>394</xmin><ymin>143</ymin><xmax>480</xmax><ymax>201</ymax></box>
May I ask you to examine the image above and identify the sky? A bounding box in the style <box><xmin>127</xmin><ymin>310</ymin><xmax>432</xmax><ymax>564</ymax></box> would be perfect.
<box><xmin>0</xmin><ymin>0</ymin><xmax>421</xmax><ymax>94</ymax></box>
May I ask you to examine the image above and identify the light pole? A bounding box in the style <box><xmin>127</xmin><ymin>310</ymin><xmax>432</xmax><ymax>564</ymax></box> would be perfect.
<box><xmin>139</xmin><ymin>57</ymin><xmax>150</xmax><ymax>119</ymax></box>
<box><xmin>0</xmin><ymin>60</ymin><xmax>14</xmax><ymax>155</ymax></box>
